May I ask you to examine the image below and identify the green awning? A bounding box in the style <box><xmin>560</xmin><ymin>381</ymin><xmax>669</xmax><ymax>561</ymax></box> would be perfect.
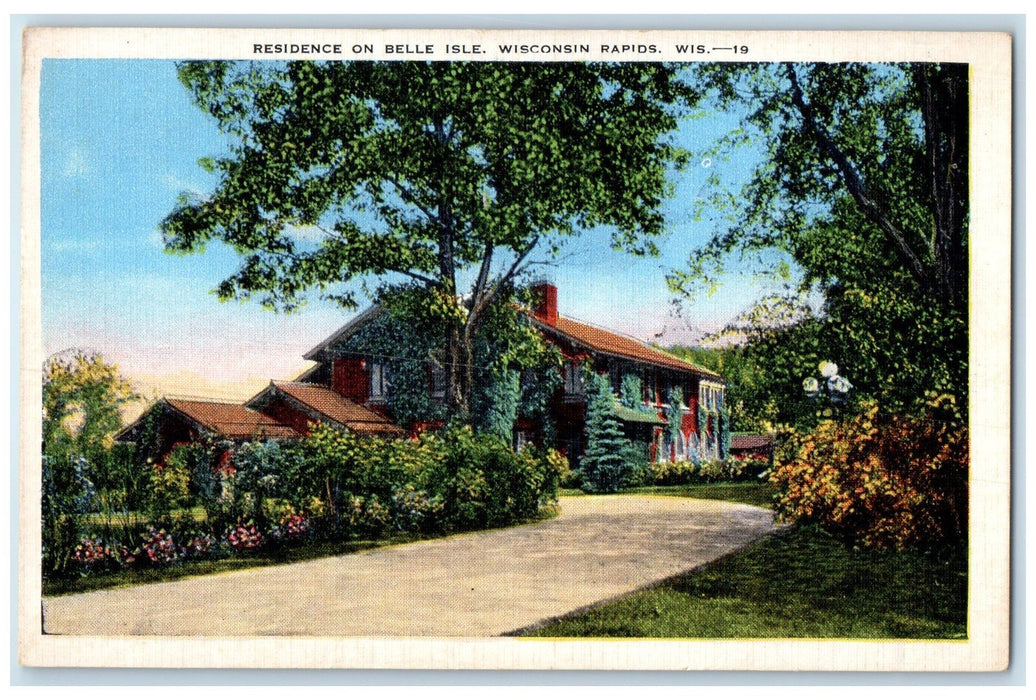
<box><xmin>612</xmin><ymin>404</ymin><xmax>666</xmax><ymax>425</ymax></box>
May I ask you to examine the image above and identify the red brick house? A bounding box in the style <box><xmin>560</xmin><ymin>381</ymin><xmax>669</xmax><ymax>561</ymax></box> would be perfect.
<box><xmin>117</xmin><ymin>283</ymin><xmax>724</xmax><ymax>465</ymax></box>
<box><xmin>523</xmin><ymin>283</ymin><xmax>726</xmax><ymax>463</ymax></box>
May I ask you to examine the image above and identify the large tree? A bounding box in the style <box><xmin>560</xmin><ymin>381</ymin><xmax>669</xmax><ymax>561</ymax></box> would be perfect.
<box><xmin>668</xmin><ymin>63</ymin><xmax>968</xmax><ymax>418</ymax></box>
<box><xmin>162</xmin><ymin>60</ymin><xmax>693</xmax><ymax>415</ymax></box>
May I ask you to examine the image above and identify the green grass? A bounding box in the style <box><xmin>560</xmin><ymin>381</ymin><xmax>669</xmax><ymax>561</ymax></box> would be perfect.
<box><xmin>519</xmin><ymin>525</ymin><xmax>968</xmax><ymax>639</ymax></box>
<box><xmin>623</xmin><ymin>482</ymin><xmax>777</xmax><ymax>508</ymax></box>
<box><xmin>559</xmin><ymin>481</ymin><xmax>777</xmax><ymax>509</ymax></box>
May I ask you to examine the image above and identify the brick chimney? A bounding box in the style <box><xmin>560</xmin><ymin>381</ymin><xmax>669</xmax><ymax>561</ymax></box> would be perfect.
<box><xmin>531</xmin><ymin>281</ymin><xmax>558</xmax><ymax>326</ymax></box>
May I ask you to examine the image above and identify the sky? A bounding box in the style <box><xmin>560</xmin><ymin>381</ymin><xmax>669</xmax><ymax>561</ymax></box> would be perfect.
<box><xmin>39</xmin><ymin>59</ymin><xmax>790</xmax><ymax>397</ymax></box>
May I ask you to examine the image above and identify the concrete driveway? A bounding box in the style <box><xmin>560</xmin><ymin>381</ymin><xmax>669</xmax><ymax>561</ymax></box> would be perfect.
<box><xmin>42</xmin><ymin>495</ymin><xmax>781</xmax><ymax>637</ymax></box>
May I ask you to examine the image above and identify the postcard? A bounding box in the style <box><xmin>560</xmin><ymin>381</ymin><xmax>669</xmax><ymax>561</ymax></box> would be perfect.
<box><xmin>18</xmin><ymin>27</ymin><xmax>1012</xmax><ymax>671</ymax></box>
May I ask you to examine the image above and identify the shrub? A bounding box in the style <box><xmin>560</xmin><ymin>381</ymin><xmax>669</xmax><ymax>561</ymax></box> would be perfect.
<box><xmin>225</xmin><ymin>522</ymin><xmax>265</xmax><ymax>551</ymax></box>
<box><xmin>137</xmin><ymin>527</ymin><xmax>183</xmax><ymax>565</ymax></box>
<box><xmin>644</xmin><ymin>456</ymin><xmax>765</xmax><ymax>486</ymax></box>
<box><xmin>181</xmin><ymin>532</ymin><xmax>221</xmax><ymax>560</ymax></box>
<box><xmin>41</xmin><ymin>454</ymin><xmax>96</xmax><ymax>578</ymax></box>
<box><xmin>646</xmin><ymin>459</ymin><xmax>699</xmax><ymax>486</ymax></box>
<box><xmin>771</xmin><ymin>398</ymin><xmax>968</xmax><ymax>549</ymax></box>
<box><xmin>71</xmin><ymin>536</ymin><xmax>126</xmax><ymax>574</ymax></box>
<box><xmin>146</xmin><ymin>447</ymin><xmax>193</xmax><ymax>520</ymax></box>
<box><xmin>227</xmin><ymin>440</ymin><xmax>287</xmax><ymax>529</ymax></box>
<box><xmin>269</xmin><ymin>513</ymin><xmax>312</xmax><ymax>543</ymax></box>
<box><xmin>54</xmin><ymin>421</ymin><xmax>568</xmax><ymax>581</ymax></box>
<box><xmin>390</xmin><ymin>485</ymin><xmax>444</xmax><ymax>534</ymax></box>
<box><xmin>698</xmin><ymin>459</ymin><xmax>744</xmax><ymax>482</ymax></box>
<box><xmin>617</xmin><ymin>440</ymin><xmax>651</xmax><ymax>487</ymax></box>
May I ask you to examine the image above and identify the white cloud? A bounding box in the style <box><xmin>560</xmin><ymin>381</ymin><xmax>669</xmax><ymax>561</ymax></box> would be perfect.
<box><xmin>47</xmin><ymin>238</ymin><xmax>101</xmax><ymax>253</ymax></box>
<box><xmin>61</xmin><ymin>148</ymin><xmax>89</xmax><ymax>178</ymax></box>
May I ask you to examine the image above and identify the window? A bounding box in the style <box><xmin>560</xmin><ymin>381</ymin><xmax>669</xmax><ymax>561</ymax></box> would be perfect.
<box><xmin>699</xmin><ymin>381</ymin><xmax>724</xmax><ymax>413</ymax></box>
<box><xmin>563</xmin><ymin>362</ymin><xmax>584</xmax><ymax>395</ymax></box>
<box><xmin>515</xmin><ymin>430</ymin><xmax>531</xmax><ymax>452</ymax></box>
<box><xmin>430</xmin><ymin>363</ymin><xmax>447</xmax><ymax>398</ymax></box>
<box><xmin>370</xmin><ymin>362</ymin><xmax>390</xmax><ymax>400</ymax></box>
<box><xmin>674</xmin><ymin>430</ymin><xmax>686</xmax><ymax>461</ymax></box>
<box><xmin>654</xmin><ymin>430</ymin><xmax>667</xmax><ymax>463</ymax></box>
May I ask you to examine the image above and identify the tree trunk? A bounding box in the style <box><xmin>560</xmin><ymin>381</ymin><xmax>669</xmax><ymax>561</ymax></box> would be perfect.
<box><xmin>917</xmin><ymin>63</ymin><xmax>969</xmax><ymax>313</ymax></box>
<box><xmin>445</xmin><ymin>320</ymin><xmax>472</xmax><ymax>418</ymax></box>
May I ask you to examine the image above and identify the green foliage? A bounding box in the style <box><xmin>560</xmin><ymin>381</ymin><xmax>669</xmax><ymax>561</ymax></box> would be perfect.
<box><xmin>517</xmin><ymin>362</ymin><xmax>563</xmax><ymax>447</ymax></box>
<box><xmin>471</xmin><ymin>294</ymin><xmax>557</xmax><ymax>442</ymax></box>
<box><xmin>671</xmin><ymin>63</ymin><xmax>967</xmax><ymax>314</ymax></box>
<box><xmin>665</xmin><ymin>387</ymin><xmax>683</xmax><ymax>445</ymax></box>
<box><xmin>668</xmin><ymin>64</ymin><xmax>969</xmax><ymax>433</ymax></box>
<box><xmin>616</xmin><ymin>440</ymin><xmax>652</xmax><ymax>488</ymax></box>
<box><xmin>146</xmin><ymin>446</ymin><xmax>194</xmax><ymax>523</ymax></box>
<box><xmin>472</xmin><ymin>368</ymin><xmax>521</xmax><ymax>443</ymax></box>
<box><xmin>336</xmin><ymin>305</ymin><xmax>447</xmax><ymax>428</ymax></box>
<box><xmin>43</xmin><ymin>351</ymin><xmax>138</xmax><ymax>467</ymax></box>
<box><xmin>620</xmin><ymin>374</ymin><xmax>643</xmax><ymax>409</ymax></box>
<box><xmin>580</xmin><ymin>370</ymin><xmax>640</xmax><ymax>493</ymax></box>
<box><xmin>645</xmin><ymin>458</ymin><xmax>759</xmax><ymax>486</ymax></box>
<box><xmin>234</xmin><ymin>423</ymin><xmax>564</xmax><ymax>539</ymax></box>
<box><xmin>164</xmin><ymin>60</ymin><xmax>695</xmax><ymax>413</ymax></box>
<box><xmin>41</xmin><ymin>351</ymin><xmax>137</xmax><ymax>578</ymax></box>
<box><xmin>46</xmin><ymin>413</ymin><xmax>565</xmax><ymax>584</ymax></box>
<box><xmin>771</xmin><ymin>398</ymin><xmax>968</xmax><ymax>549</ymax></box>
<box><xmin>718</xmin><ymin>406</ymin><xmax>732</xmax><ymax>460</ymax></box>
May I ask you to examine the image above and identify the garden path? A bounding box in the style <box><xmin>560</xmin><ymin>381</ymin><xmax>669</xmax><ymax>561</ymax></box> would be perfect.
<box><xmin>42</xmin><ymin>495</ymin><xmax>780</xmax><ymax>637</ymax></box>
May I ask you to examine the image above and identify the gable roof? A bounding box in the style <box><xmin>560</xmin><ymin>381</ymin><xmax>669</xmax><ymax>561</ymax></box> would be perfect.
<box><xmin>303</xmin><ymin>305</ymin><xmax>385</xmax><ymax>361</ymax></box>
<box><xmin>251</xmin><ymin>381</ymin><xmax>405</xmax><ymax>436</ymax></box>
<box><xmin>115</xmin><ymin>398</ymin><xmax>301</xmax><ymax>443</ymax></box>
<box><xmin>533</xmin><ymin>315</ymin><xmax>721</xmax><ymax>379</ymax></box>
<box><xmin>731</xmin><ymin>434</ymin><xmax>775</xmax><ymax>451</ymax></box>
<box><xmin>302</xmin><ymin>290</ymin><xmax>721</xmax><ymax>382</ymax></box>
<box><xmin>165</xmin><ymin>398</ymin><xmax>302</xmax><ymax>440</ymax></box>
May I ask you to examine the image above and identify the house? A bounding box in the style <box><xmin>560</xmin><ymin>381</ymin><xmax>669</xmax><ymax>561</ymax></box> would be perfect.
<box><xmin>730</xmin><ymin>433</ymin><xmax>775</xmax><ymax>464</ymax></box>
<box><xmin>117</xmin><ymin>283</ymin><xmax>726</xmax><ymax>465</ymax></box>
<box><xmin>522</xmin><ymin>283</ymin><xmax>726</xmax><ymax>463</ymax></box>
<box><xmin>115</xmin><ymin>398</ymin><xmax>302</xmax><ymax>457</ymax></box>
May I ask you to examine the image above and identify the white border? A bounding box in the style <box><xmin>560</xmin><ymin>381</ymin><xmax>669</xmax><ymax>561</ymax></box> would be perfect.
<box><xmin>17</xmin><ymin>27</ymin><xmax>1013</xmax><ymax>671</ymax></box>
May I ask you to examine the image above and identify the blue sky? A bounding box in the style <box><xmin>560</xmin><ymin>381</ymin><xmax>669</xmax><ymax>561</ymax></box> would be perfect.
<box><xmin>39</xmin><ymin>59</ymin><xmax>790</xmax><ymax>389</ymax></box>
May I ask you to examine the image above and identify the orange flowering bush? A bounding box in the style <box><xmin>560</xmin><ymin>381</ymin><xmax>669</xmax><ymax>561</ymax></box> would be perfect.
<box><xmin>771</xmin><ymin>398</ymin><xmax>968</xmax><ymax>549</ymax></box>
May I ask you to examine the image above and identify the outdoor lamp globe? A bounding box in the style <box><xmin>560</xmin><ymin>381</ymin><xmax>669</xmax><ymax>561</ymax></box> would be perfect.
<box><xmin>819</xmin><ymin>361</ymin><xmax>839</xmax><ymax>379</ymax></box>
<box><xmin>802</xmin><ymin>376</ymin><xmax>820</xmax><ymax>400</ymax></box>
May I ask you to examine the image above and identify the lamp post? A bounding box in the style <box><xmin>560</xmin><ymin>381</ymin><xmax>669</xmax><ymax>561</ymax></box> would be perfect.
<box><xmin>803</xmin><ymin>361</ymin><xmax>853</xmax><ymax>410</ymax></box>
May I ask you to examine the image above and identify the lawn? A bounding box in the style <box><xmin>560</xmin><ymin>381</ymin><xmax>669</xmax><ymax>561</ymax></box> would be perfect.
<box><xmin>520</xmin><ymin>523</ymin><xmax>968</xmax><ymax>639</ymax></box>
<box><xmin>624</xmin><ymin>482</ymin><xmax>777</xmax><ymax>509</ymax></box>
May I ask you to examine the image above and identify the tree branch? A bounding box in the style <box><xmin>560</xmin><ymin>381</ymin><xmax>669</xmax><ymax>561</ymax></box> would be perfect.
<box><xmin>467</xmin><ymin>236</ymin><xmax>540</xmax><ymax>330</ymax></box>
<box><xmin>385</xmin><ymin>174</ymin><xmax>441</xmax><ymax>230</ymax></box>
<box><xmin>473</xmin><ymin>242</ymin><xmax>494</xmax><ymax>298</ymax></box>
<box><xmin>785</xmin><ymin>65</ymin><xmax>930</xmax><ymax>287</ymax></box>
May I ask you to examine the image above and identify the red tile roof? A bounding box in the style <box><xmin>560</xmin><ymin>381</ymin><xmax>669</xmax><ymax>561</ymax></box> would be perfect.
<box><xmin>166</xmin><ymin>398</ymin><xmax>301</xmax><ymax>440</ymax></box>
<box><xmin>535</xmin><ymin>315</ymin><xmax>721</xmax><ymax>379</ymax></box>
<box><xmin>270</xmin><ymin>382</ymin><xmax>405</xmax><ymax>436</ymax></box>
<box><xmin>731</xmin><ymin>434</ymin><xmax>774</xmax><ymax>451</ymax></box>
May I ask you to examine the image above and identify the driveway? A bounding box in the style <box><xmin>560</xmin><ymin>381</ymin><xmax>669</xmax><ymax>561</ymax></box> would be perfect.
<box><xmin>42</xmin><ymin>495</ymin><xmax>781</xmax><ymax>637</ymax></box>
